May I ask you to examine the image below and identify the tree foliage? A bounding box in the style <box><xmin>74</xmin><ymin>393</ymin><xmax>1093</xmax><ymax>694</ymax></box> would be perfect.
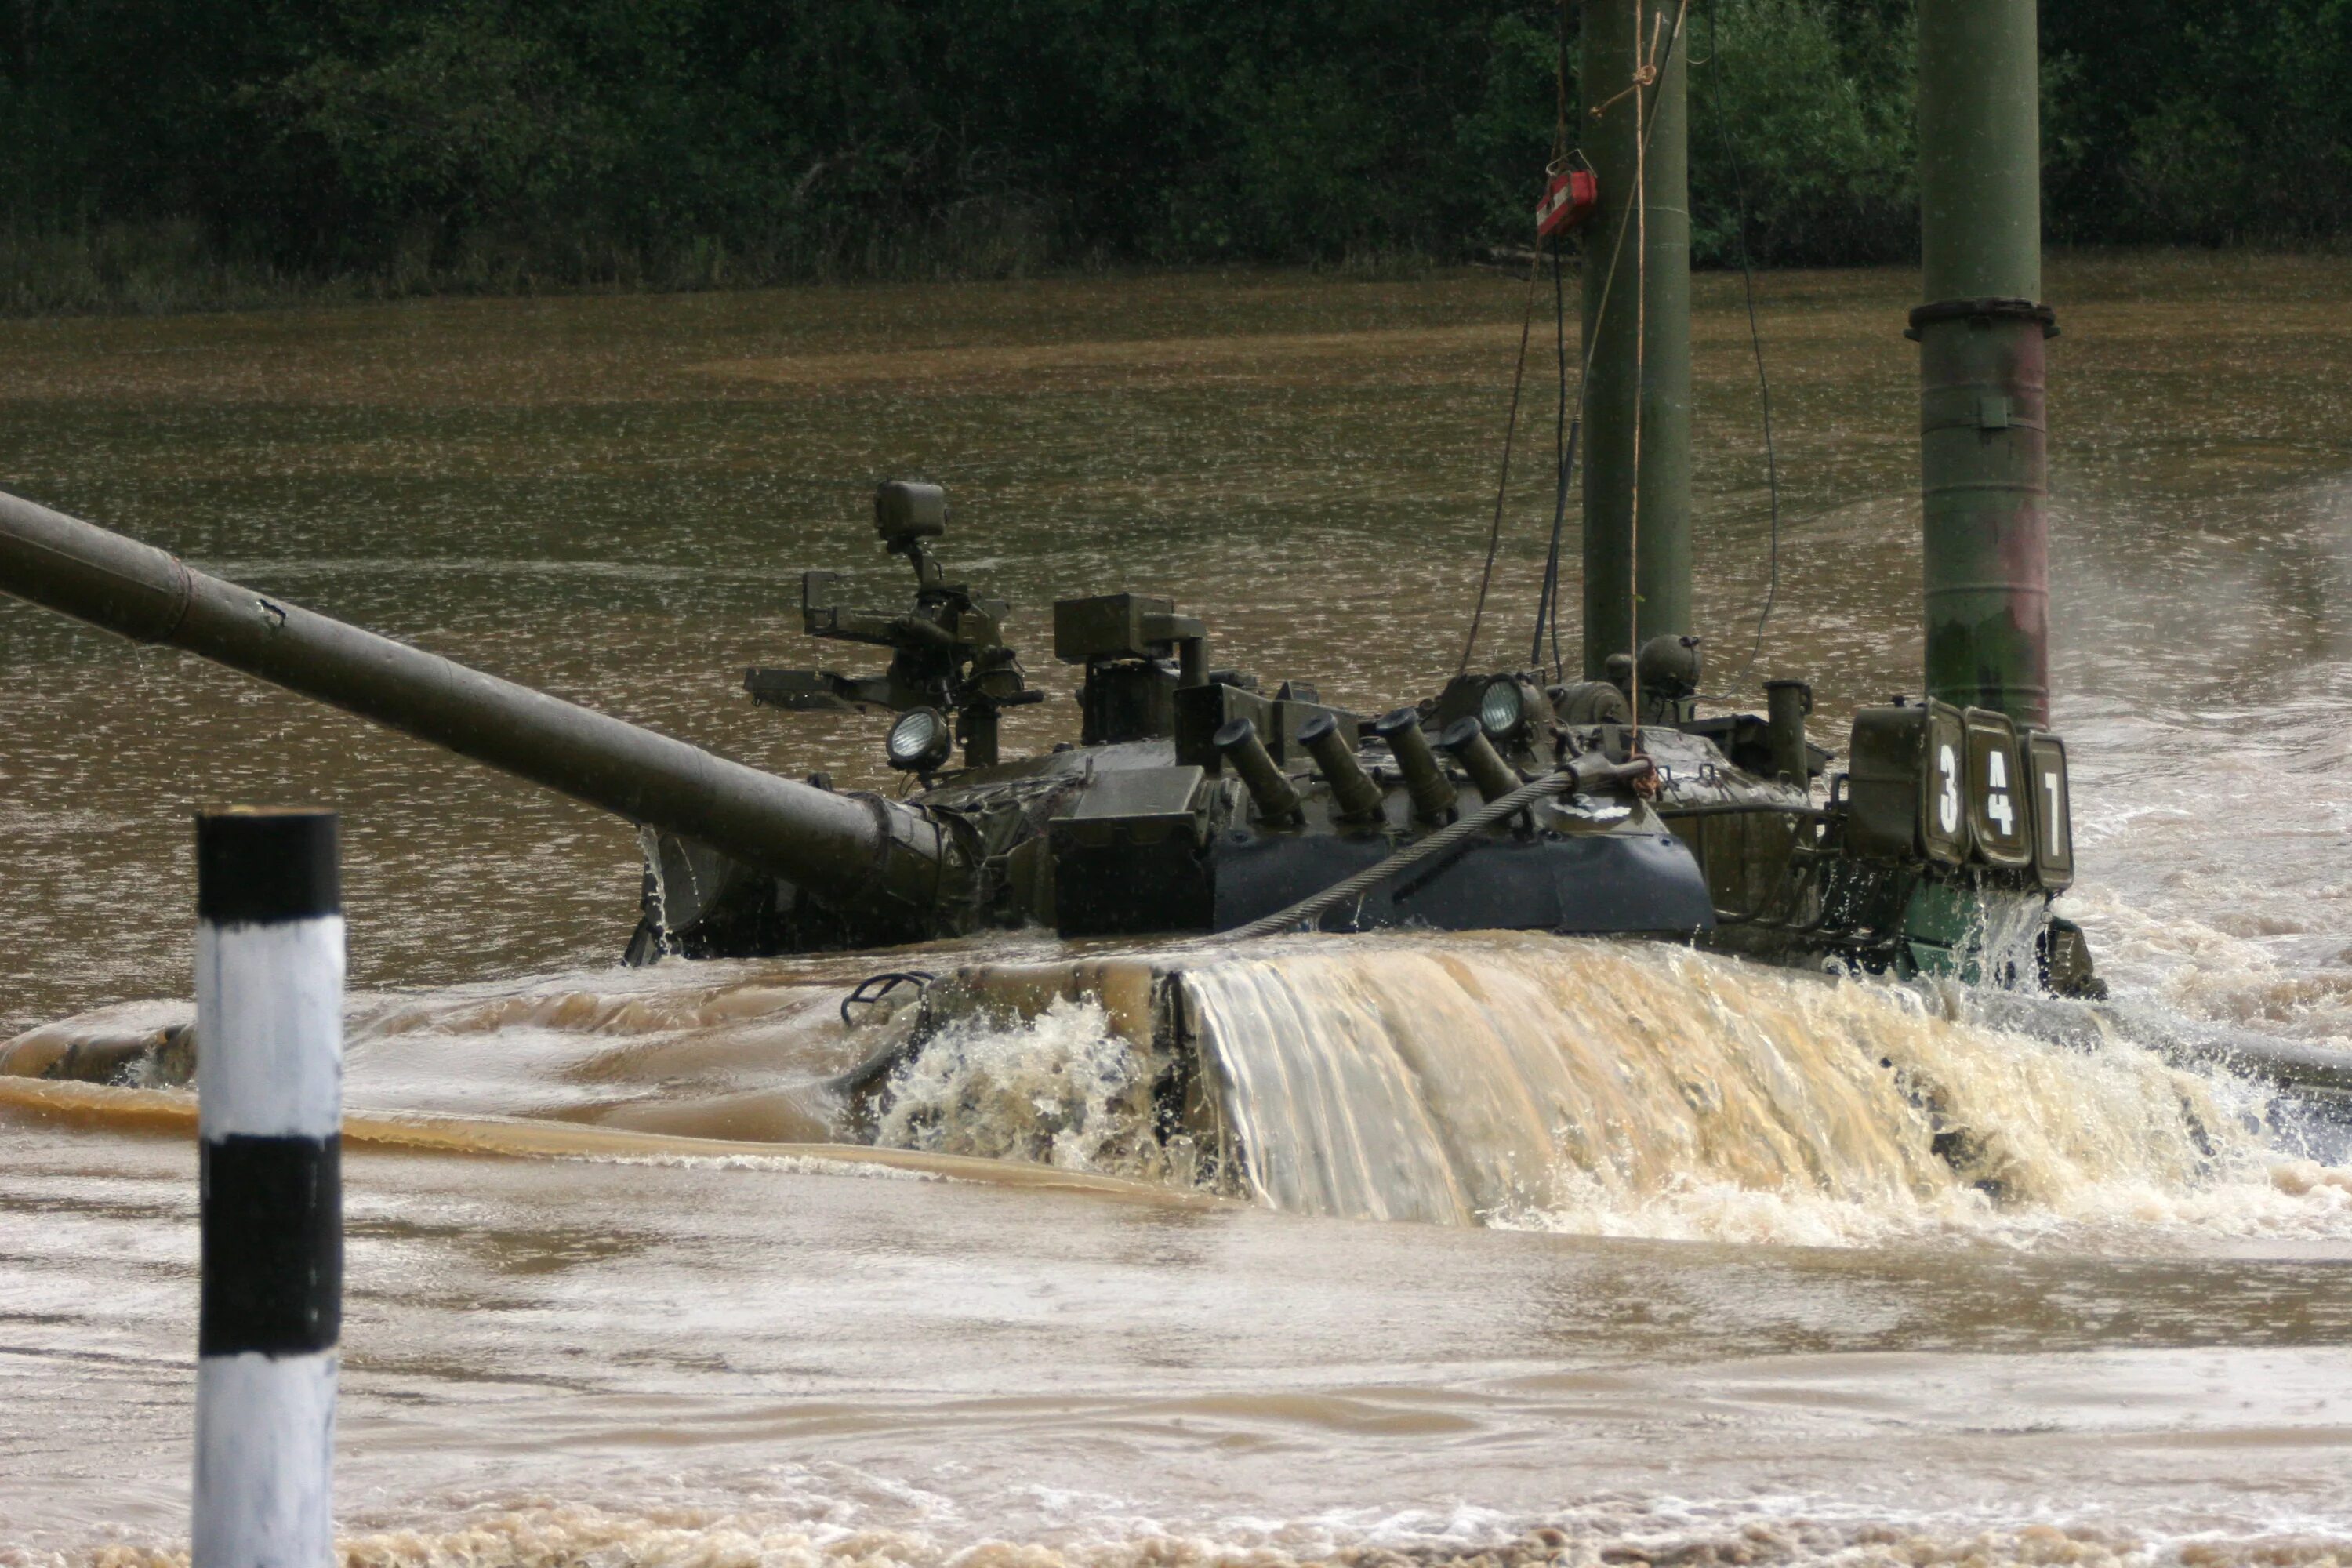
<box><xmin>0</xmin><ymin>0</ymin><xmax>2345</xmax><ymax>299</ymax></box>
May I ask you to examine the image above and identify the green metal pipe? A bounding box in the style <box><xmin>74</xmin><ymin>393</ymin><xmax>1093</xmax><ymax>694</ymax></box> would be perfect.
<box><xmin>0</xmin><ymin>487</ymin><xmax>956</xmax><ymax>930</ymax></box>
<box><xmin>1915</xmin><ymin>0</ymin><xmax>2052</xmax><ymax>727</ymax></box>
<box><xmin>1580</xmin><ymin>0</ymin><xmax>1692</xmax><ymax>681</ymax></box>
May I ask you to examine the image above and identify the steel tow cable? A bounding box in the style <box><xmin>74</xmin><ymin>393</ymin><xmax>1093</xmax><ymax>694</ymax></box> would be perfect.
<box><xmin>1217</xmin><ymin>754</ymin><xmax>1657</xmax><ymax>943</ymax></box>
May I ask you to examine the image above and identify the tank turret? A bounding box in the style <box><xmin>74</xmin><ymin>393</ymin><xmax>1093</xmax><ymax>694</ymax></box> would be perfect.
<box><xmin>0</xmin><ymin>474</ymin><xmax>2092</xmax><ymax>996</ymax></box>
<box><xmin>0</xmin><ymin>481</ymin><xmax>1723</xmax><ymax>961</ymax></box>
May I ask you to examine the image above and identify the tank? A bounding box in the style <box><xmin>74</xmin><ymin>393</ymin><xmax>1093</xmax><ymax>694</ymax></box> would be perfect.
<box><xmin>0</xmin><ymin>0</ymin><xmax>2096</xmax><ymax>1007</ymax></box>
<box><xmin>0</xmin><ymin>473</ymin><xmax>2089</xmax><ymax>997</ymax></box>
<box><xmin>0</xmin><ymin>481</ymin><xmax>1723</xmax><ymax>951</ymax></box>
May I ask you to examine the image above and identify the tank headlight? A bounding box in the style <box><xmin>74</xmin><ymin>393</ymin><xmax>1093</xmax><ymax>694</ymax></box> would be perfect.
<box><xmin>1478</xmin><ymin>677</ymin><xmax>1526</xmax><ymax>739</ymax></box>
<box><xmin>885</xmin><ymin>706</ymin><xmax>954</xmax><ymax>773</ymax></box>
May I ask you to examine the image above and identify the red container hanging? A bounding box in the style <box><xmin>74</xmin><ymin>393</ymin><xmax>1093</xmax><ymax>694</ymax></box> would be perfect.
<box><xmin>1536</xmin><ymin>160</ymin><xmax>1598</xmax><ymax>239</ymax></box>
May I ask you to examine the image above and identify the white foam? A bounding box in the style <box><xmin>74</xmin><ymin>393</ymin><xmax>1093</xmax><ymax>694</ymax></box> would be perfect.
<box><xmin>867</xmin><ymin>933</ymin><xmax>2352</xmax><ymax>1249</ymax></box>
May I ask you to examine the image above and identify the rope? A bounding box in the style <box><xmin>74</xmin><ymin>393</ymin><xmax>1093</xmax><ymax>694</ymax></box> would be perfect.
<box><xmin>1514</xmin><ymin>4</ymin><xmax>1669</xmax><ymax>690</ymax></box>
<box><xmin>1472</xmin><ymin>0</ymin><xmax>1692</xmax><ymax>686</ymax></box>
<box><xmin>1530</xmin><ymin>416</ymin><xmax>1581</xmax><ymax>678</ymax></box>
<box><xmin>1458</xmin><ymin>248</ymin><xmax>1545</xmax><ymax>675</ymax></box>
<box><xmin>1538</xmin><ymin>0</ymin><xmax>1573</xmax><ymax>682</ymax></box>
<box><xmin>1704</xmin><ymin>0</ymin><xmax>1784</xmax><ymax>675</ymax></box>
<box><xmin>1552</xmin><ymin>0</ymin><xmax>1572</xmax><ymax>158</ymax></box>
<box><xmin>1530</xmin><ymin>236</ymin><xmax>1576</xmax><ymax>675</ymax></box>
<box><xmin>1628</xmin><ymin>0</ymin><xmax>1650</xmax><ymax>733</ymax></box>
<box><xmin>1465</xmin><ymin>0</ymin><xmax>1577</xmax><ymax>678</ymax></box>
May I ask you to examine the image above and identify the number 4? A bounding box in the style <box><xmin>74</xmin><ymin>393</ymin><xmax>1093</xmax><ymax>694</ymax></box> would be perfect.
<box><xmin>1986</xmin><ymin>749</ymin><xmax>2015</xmax><ymax>837</ymax></box>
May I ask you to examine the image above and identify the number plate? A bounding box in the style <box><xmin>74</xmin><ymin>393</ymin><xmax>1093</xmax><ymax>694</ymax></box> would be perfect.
<box><xmin>1845</xmin><ymin>699</ymin><xmax>1967</xmax><ymax>864</ymax></box>
<box><xmin>1920</xmin><ymin>702</ymin><xmax>1968</xmax><ymax>864</ymax></box>
<box><xmin>2024</xmin><ymin>731</ymin><xmax>2074</xmax><ymax>890</ymax></box>
<box><xmin>1962</xmin><ymin>708</ymin><xmax>2032</xmax><ymax>869</ymax></box>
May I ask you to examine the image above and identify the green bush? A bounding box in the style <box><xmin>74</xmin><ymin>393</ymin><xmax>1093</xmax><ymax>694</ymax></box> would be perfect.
<box><xmin>0</xmin><ymin>0</ymin><xmax>2347</xmax><ymax>311</ymax></box>
<box><xmin>1687</xmin><ymin>0</ymin><xmax>1915</xmax><ymax>267</ymax></box>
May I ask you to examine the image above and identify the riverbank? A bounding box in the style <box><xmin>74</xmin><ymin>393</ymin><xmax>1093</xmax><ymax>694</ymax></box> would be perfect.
<box><xmin>13</xmin><ymin>220</ymin><xmax>2352</xmax><ymax>322</ymax></box>
<box><xmin>0</xmin><ymin>220</ymin><xmax>896</xmax><ymax>319</ymax></box>
<box><xmin>0</xmin><ymin>219</ymin><xmax>1462</xmax><ymax>320</ymax></box>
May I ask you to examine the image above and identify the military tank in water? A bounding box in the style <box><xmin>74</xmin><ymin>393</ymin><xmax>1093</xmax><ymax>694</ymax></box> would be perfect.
<box><xmin>0</xmin><ymin>441</ymin><xmax>2074</xmax><ymax>989</ymax></box>
<box><xmin>0</xmin><ymin>0</ymin><xmax>2158</xmax><ymax>1102</ymax></box>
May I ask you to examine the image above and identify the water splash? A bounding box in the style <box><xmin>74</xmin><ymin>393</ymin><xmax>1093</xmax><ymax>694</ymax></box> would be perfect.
<box><xmin>861</xmin><ymin>933</ymin><xmax>2352</xmax><ymax>1247</ymax></box>
<box><xmin>873</xmin><ymin>996</ymin><xmax>1210</xmax><ymax>1186</ymax></box>
<box><xmin>636</xmin><ymin>826</ymin><xmax>677</xmax><ymax>960</ymax></box>
<box><xmin>1177</xmin><ymin>934</ymin><xmax>2316</xmax><ymax>1242</ymax></box>
<box><xmin>16</xmin><ymin>925</ymin><xmax>2350</xmax><ymax>1247</ymax></box>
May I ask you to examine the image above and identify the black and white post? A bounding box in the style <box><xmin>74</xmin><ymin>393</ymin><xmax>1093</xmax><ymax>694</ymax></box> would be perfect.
<box><xmin>193</xmin><ymin>809</ymin><xmax>343</xmax><ymax>1568</ymax></box>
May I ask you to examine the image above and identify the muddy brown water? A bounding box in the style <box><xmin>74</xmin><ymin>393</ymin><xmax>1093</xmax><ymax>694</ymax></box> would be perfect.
<box><xmin>7</xmin><ymin>255</ymin><xmax>2352</xmax><ymax>1564</ymax></box>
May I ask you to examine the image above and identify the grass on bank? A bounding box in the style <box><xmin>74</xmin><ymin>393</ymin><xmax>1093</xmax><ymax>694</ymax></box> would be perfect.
<box><xmin>10</xmin><ymin>215</ymin><xmax>2352</xmax><ymax>324</ymax></box>
<box><xmin>0</xmin><ymin>212</ymin><xmax>1488</xmax><ymax>321</ymax></box>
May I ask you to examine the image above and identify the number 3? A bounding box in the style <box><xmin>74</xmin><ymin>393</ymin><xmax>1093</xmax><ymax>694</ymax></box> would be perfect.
<box><xmin>1937</xmin><ymin>742</ymin><xmax>1960</xmax><ymax>835</ymax></box>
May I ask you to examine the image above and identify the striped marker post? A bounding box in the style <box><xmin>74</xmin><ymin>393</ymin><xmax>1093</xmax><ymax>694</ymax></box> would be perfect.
<box><xmin>193</xmin><ymin>809</ymin><xmax>343</xmax><ymax>1568</ymax></box>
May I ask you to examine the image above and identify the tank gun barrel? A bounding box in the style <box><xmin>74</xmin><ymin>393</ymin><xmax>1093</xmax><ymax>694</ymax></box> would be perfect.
<box><xmin>0</xmin><ymin>488</ymin><xmax>953</xmax><ymax>928</ymax></box>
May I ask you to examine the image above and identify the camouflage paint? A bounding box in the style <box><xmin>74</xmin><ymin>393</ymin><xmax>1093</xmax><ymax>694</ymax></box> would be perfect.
<box><xmin>1915</xmin><ymin>0</ymin><xmax>2050</xmax><ymax>728</ymax></box>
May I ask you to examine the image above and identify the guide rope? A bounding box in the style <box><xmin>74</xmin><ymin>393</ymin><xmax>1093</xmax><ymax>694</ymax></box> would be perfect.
<box><xmin>1461</xmin><ymin>0</ymin><xmax>1689</xmax><ymax>686</ymax></box>
<box><xmin>1461</xmin><ymin>0</ymin><xmax>1577</xmax><ymax>678</ymax></box>
<box><xmin>1527</xmin><ymin>0</ymin><xmax>1576</xmax><ymax>681</ymax></box>
<box><xmin>1457</xmin><ymin>249</ymin><xmax>1544</xmax><ymax>676</ymax></box>
<box><xmin>1704</xmin><ymin>0</ymin><xmax>1785</xmax><ymax>675</ymax></box>
<box><xmin>1530</xmin><ymin>238</ymin><xmax>1576</xmax><ymax>677</ymax></box>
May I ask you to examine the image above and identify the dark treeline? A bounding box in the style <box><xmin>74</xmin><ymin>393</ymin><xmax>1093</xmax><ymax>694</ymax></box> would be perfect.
<box><xmin>3</xmin><ymin>0</ymin><xmax>2348</xmax><ymax>310</ymax></box>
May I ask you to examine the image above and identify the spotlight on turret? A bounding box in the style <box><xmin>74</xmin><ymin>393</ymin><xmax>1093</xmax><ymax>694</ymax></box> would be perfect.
<box><xmin>885</xmin><ymin>706</ymin><xmax>955</xmax><ymax>773</ymax></box>
<box><xmin>1477</xmin><ymin>677</ymin><xmax>1526</xmax><ymax>741</ymax></box>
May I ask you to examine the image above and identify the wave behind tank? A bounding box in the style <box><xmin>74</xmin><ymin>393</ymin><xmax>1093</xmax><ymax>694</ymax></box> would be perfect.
<box><xmin>867</xmin><ymin>933</ymin><xmax>2352</xmax><ymax>1247</ymax></box>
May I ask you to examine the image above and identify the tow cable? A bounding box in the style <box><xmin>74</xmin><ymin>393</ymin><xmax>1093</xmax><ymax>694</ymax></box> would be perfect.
<box><xmin>1221</xmin><ymin>753</ymin><xmax>1655</xmax><ymax>942</ymax></box>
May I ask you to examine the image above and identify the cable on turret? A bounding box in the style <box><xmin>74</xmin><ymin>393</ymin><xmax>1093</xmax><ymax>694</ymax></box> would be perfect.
<box><xmin>1218</xmin><ymin>753</ymin><xmax>1658</xmax><ymax>942</ymax></box>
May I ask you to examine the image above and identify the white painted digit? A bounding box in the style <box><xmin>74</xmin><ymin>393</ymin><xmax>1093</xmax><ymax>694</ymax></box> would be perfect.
<box><xmin>2043</xmin><ymin>769</ymin><xmax>2063</xmax><ymax>857</ymax></box>
<box><xmin>1986</xmin><ymin>748</ymin><xmax>2014</xmax><ymax>837</ymax></box>
<box><xmin>1937</xmin><ymin>743</ymin><xmax>1960</xmax><ymax>835</ymax></box>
